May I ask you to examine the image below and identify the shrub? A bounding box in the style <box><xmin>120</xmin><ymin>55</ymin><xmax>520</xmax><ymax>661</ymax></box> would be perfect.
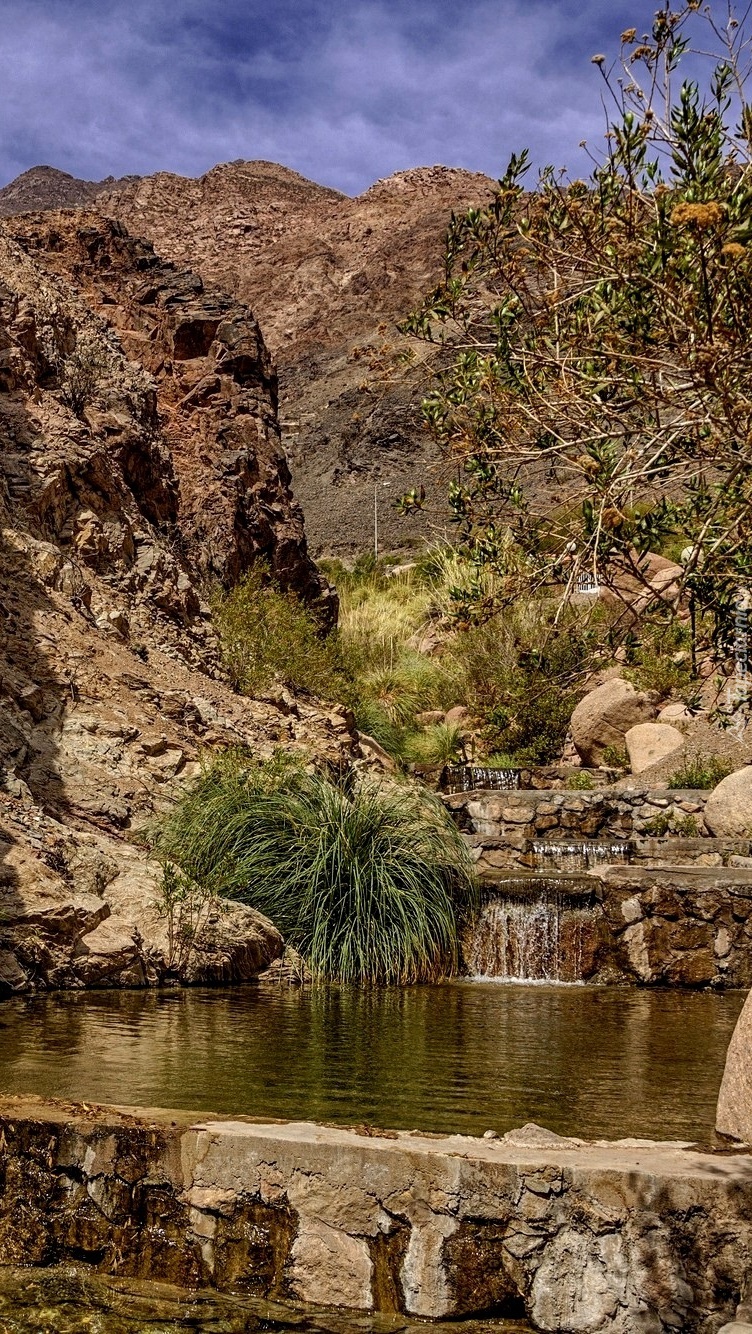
<box><xmin>674</xmin><ymin>814</ymin><xmax>700</xmax><ymax>838</ymax></box>
<box><xmin>668</xmin><ymin>753</ymin><xmax>733</xmax><ymax>791</ymax></box>
<box><xmin>213</xmin><ymin>564</ymin><xmax>350</xmax><ymax>699</ymax></box>
<box><xmin>602</xmin><ymin>745</ymin><xmax>629</xmax><ymax>770</ymax></box>
<box><xmin>58</xmin><ymin>335</ymin><xmax>104</xmax><ymax>417</ymax></box>
<box><xmin>624</xmin><ymin>622</ymin><xmax>696</xmax><ymax>699</ymax></box>
<box><xmin>446</xmin><ymin>604</ymin><xmax>602</xmax><ymax>765</ymax></box>
<box><xmin>153</xmin><ymin>753</ymin><xmax>476</xmax><ymax>984</ymax></box>
<box><xmin>642</xmin><ymin>812</ymin><xmax>673</xmax><ymax>837</ymax></box>
<box><xmin>402</xmin><ymin>722</ymin><xmax>465</xmax><ymax>772</ymax></box>
<box><xmin>566</xmin><ymin>771</ymin><xmax>595</xmax><ymax>791</ymax></box>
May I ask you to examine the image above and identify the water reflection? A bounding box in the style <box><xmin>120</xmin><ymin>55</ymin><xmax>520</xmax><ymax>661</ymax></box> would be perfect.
<box><xmin>0</xmin><ymin>983</ymin><xmax>743</xmax><ymax>1142</ymax></box>
<box><xmin>0</xmin><ymin>1267</ymin><xmax>535</xmax><ymax>1334</ymax></box>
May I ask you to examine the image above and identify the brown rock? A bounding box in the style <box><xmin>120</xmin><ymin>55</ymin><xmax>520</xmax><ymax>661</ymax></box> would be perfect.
<box><xmin>717</xmin><ymin>988</ymin><xmax>752</xmax><ymax>1142</ymax></box>
<box><xmin>1</xmin><ymin>161</ymin><xmax>498</xmax><ymax>556</ymax></box>
<box><xmin>625</xmin><ymin>723</ymin><xmax>684</xmax><ymax>774</ymax></box>
<box><xmin>658</xmin><ymin>702</ymin><xmax>701</xmax><ymax>731</ymax></box>
<box><xmin>444</xmin><ymin>706</ymin><xmax>471</xmax><ymax>728</ymax></box>
<box><xmin>705</xmin><ymin>768</ymin><xmax>752</xmax><ymax>839</ymax></box>
<box><xmin>570</xmin><ymin>679</ymin><xmax>656</xmax><ymax>766</ymax></box>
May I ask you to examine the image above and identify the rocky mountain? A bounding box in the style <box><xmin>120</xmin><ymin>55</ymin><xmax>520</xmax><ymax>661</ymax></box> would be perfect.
<box><xmin>0</xmin><ymin>166</ymin><xmax>138</xmax><ymax>216</ymax></box>
<box><xmin>0</xmin><ymin>209</ymin><xmax>353</xmax><ymax>994</ymax></box>
<box><xmin>0</xmin><ymin>160</ymin><xmax>497</xmax><ymax>553</ymax></box>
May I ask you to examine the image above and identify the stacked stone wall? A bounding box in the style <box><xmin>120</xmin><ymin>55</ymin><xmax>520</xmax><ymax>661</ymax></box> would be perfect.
<box><xmin>445</xmin><ymin>789</ymin><xmax>714</xmax><ymax>859</ymax></box>
<box><xmin>0</xmin><ymin>1098</ymin><xmax>750</xmax><ymax>1332</ymax></box>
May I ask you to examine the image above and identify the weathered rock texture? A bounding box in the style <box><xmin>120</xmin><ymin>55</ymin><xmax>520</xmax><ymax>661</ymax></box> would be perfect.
<box><xmin>570</xmin><ymin>679</ymin><xmax>657</xmax><ymax>766</ymax></box>
<box><xmin>446</xmin><ymin>787</ymin><xmax>713</xmax><ymax>854</ymax></box>
<box><xmin>464</xmin><ymin>865</ymin><xmax>752</xmax><ymax>987</ymax></box>
<box><xmin>705</xmin><ymin>767</ymin><xmax>752</xmax><ymax>839</ymax></box>
<box><xmin>0</xmin><ymin>1096</ymin><xmax>750</xmax><ymax>1332</ymax></box>
<box><xmin>5</xmin><ymin>210</ymin><xmax>332</xmax><ymax>608</ymax></box>
<box><xmin>717</xmin><ymin>987</ymin><xmax>752</xmax><ymax>1143</ymax></box>
<box><xmin>0</xmin><ymin>161</ymin><xmax>497</xmax><ymax>553</ymax></box>
<box><xmin>447</xmin><ymin>790</ymin><xmax>752</xmax><ymax>985</ymax></box>
<box><xmin>625</xmin><ymin>722</ymin><xmax>684</xmax><ymax>774</ymax></box>
<box><xmin>0</xmin><ymin>210</ymin><xmax>353</xmax><ymax>990</ymax></box>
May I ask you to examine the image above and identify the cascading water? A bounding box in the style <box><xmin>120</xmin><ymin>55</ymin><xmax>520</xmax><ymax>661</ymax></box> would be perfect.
<box><xmin>463</xmin><ymin>881</ymin><xmax>598</xmax><ymax>983</ymax></box>
<box><xmin>443</xmin><ymin>765</ymin><xmax>521</xmax><ymax>793</ymax></box>
<box><xmin>530</xmin><ymin>841</ymin><xmax>632</xmax><ymax>871</ymax></box>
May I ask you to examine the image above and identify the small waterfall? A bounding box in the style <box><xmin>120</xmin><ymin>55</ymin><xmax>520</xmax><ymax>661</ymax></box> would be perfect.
<box><xmin>443</xmin><ymin>765</ymin><xmax>521</xmax><ymax>793</ymax></box>
<box><xmin>530</xmin><ymin>841</ymin><xmax>632</xmax><ymax>871</ymax></box>
<box><xmin>463</xmin><ymin>885</ymin><xmax>597</xmax><ymax>983</ymax></box>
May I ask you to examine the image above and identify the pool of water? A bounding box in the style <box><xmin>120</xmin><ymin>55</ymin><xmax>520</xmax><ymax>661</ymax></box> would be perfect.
<box><xmin>0</xmin><ymin>1267</ymin><xmax>534</xmax><ymax>1334</ymax></box>
<box><xmin>0</xmin><ymin>982</ymin><xmax>743</xmax><ymax>1141</ymax></box>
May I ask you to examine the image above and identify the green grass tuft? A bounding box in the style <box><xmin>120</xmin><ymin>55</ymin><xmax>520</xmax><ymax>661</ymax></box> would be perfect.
<box><xmin>153</xmin><ymin>753</ymin><xmax>477</xmax><ymax>984</ymax></box>
<box><xmin>667</xmin><ymin>753</ymin><xmax>733</xmax><ymax>790</ymax></box>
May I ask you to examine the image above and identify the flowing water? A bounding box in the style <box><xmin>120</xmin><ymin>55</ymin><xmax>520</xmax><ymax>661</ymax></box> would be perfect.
<box><xmin>0</xmin><ymin>983</ymin><xmax>742</xmax><ymax>1143</ymax></box>
<box><xmin>443</xmin><ymin>765</ymin><xmax>521</xmax><ymax>792</ymax></box>
<box><xmin>463</xmin><ymin>894</ymin><xmax>593</xmax><ymax>982</ymax></box>
<box><xmin>529</xmin><ymin>841</ymin><xmax>632</xmax><ymax>871</ymax></box>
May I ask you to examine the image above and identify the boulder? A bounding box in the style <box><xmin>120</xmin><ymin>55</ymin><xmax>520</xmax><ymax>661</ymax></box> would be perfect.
<box><xmin>444</xmin><ymin>706</ymin><xmax>471</xmax><ymax>729</ymax></box>
<box><xmin>625</xmin><ymin>723</ymin><xmax>684</xmax><ymax>774</ymax></box>
<box><xmin>705</xmin><ymin>767</ymin><xmax>752</xmax><ymax>838</ymax></box>
<box><xmin>71</xmin><ymin>917</ymin><xmax>151</xmax><ymax>988</ymax></box>
<box><xmin>415</xmin><ymin>710</ymin><xmax>445</xmax><ymax>727</ymax></box>
<box><xmin>570</xmin><ymin>679</ymin><xmax>656</xmax><ymax>766</ymax></box>
<box><xmin>717</xmin><ymin>987</ymin><xmax>752</xmax><ymax>1142</ymax></box>
<box><xmin>658</xmin><ymin>702</ymin><xmax>701</xmax><ymax>732</ymax></box>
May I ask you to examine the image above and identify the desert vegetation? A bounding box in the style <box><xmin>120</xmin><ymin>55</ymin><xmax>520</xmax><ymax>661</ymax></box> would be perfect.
<box><xmin>398</xmin><ymin>0</ymin><xmax>752</xmax><ymax>689</ymax></box>
<box><xmin>153</xmin><ymin>751</ymin><xmax>476</xmax><ymax>984</ymax></box>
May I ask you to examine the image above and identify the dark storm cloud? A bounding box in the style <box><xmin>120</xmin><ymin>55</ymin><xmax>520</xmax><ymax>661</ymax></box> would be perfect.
<box><xmin>2</xmin><ymin>0</ymin><xmax>660</xmax><ymax>194</ymax></box>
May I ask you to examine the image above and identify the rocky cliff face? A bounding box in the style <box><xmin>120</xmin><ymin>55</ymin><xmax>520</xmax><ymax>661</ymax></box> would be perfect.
<box><xmin>0</xmin><ymin>161</ymin><xmax>497</xmax><ymax>553</ymax></box>
<box><xmin>0</xmin><ymin>210</ymin><xmax>351</xmax><ymax>993</ymax></box>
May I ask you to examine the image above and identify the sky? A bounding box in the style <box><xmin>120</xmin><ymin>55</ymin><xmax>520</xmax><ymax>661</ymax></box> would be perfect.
<box><xmin>0</xmin><ymin>0</ymin><xmax>704</xmax><ymax>196</ymax></box>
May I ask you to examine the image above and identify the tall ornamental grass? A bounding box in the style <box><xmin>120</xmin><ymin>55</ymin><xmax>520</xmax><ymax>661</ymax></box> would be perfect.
<box><xmin>154</xmin><ymin>755</ymin><xmax>476</xmax><ymax>984</ymax></box>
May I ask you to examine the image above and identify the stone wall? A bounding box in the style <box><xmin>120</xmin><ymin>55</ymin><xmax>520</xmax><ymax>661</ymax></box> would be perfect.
<box><xmin>0</xmin><ymin>1097</ymin><xmax>750</xmax><ymax>1333</ymax></box>
<box><xmin>469</xmin><ymin>866</ymin><xmax>752</xmax><ymax>987</ymax></box>
<box><xmin>446</xmin><ymin>789</ymin><xmax>713</xmax><ymax>865</ymax></box>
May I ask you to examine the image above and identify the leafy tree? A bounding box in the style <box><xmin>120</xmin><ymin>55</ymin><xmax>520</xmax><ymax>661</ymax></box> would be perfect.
<box><xmin>401</xmin><ymin>1</ymin><xmax>752</xmax><ymax>680</ymax></box>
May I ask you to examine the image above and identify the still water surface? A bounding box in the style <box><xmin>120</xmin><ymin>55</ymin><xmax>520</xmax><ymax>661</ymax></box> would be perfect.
<box><xmin>0</xmin><ymin>982</ymin><xmax>743</xmax><ymax>1141</ymax></box>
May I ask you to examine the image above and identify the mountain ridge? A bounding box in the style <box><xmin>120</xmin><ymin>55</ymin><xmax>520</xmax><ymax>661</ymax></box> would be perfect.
<box><xmin>0</xmin><ymin>159</ymin><xmax>497</xmax><ymax>552</ymax></box>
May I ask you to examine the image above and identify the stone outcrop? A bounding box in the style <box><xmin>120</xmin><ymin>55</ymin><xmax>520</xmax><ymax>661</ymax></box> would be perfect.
<box><xmin>0</xmin><ymin>1096</ymin><xmax>751</xmax><ymax>1332</ymax></box>
<box><xmin>0</xmin><ymin>771</ymin><xmax>285</xmax><ymax>992</ymax></box>
<box><xmin>717</xmin><ymin>987</ymin><xmax>752</xmax><ymax>1143</ymax></box>
<box><xmin>570</xmin><ymin>679</ymin><xmax>656</xmax><ymax>766</ymax></box>
<box><xmin>704</xmin><ymin>767</ymin><xmax>752</xmax><ymax>839</ymax></box>
<box><xmin>0</xmin><ymin>161</ymin><xmax>497</xmax><ymax>554</ymax></box>
<box><xmin>625</xmin><ymin>722</ymin><xmax>684</xmax><ymax>774</ymax></box>
<box><xmin>4</xmin><ymin>210</ymin><xmax>332</xmax><ymax>611</ymax></box>
<box><xmin>0</xmin><ymin>210</ymin><xmax>356</xmax><ymax>989</ymax></box>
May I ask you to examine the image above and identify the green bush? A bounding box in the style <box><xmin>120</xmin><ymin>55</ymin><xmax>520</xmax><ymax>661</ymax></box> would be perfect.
<box><xmin>213</xmin><ymin>565</ymin><xmax>350</xmax><ymax>700</ymax></box>
<box><xmin>566</xmin><ymin>771</ymin><xmax>595</xmax><ymax>791</ymax></box>
<box><xmin>401</xmin><ymin>723</ymin><xmax>465</xmax><ymax>772</ymax></box>
<box><xmin>674</xmin><ymin>814</ymin><xmax>700</xmax><ymax>837</ymax></box>
<box><xmin>642</xmin><ymin>812</ymin><xmax>673</xmax><ymax>837</ymax></box>
<box><xmin>446</xmin><ymin>606</ymin><xmax>603</xmax><ymax>765</ymax></box>
<box><xmin>153</xmin><ymin>753</ymin><xmax>476</xmax><ymax>984</ymax></box>
<box><xmin>623</xmin><ymin>622</ymin><xmax>695</xmax><ymax>699</ymax></box>
<box><xmin>668</xmin><ymin>753</ymin><xmax>733</xmax><ymax>791</ymax></box>
<box><xmin>602</xmin><ymin>744</ymin><xmax>629</xmax><ymax>769</ymax></box>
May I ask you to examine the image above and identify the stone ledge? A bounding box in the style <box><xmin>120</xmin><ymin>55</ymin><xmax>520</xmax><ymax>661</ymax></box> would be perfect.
<box><xmin>0</xmin><ymin>1096</ymin><xmax>751</xmax><ymax>1331</ymax></box>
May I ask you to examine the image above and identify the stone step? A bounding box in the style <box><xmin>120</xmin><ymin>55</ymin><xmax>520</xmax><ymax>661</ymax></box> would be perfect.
<box><xmin>466</xmin><ymin>831</ymin><xmax>752</xmax><ymax>873</ymax></box>
<box><xmin>633</xmin><ymin>837</ymin><xmax>752</xmax><ymax>867</ymax></box>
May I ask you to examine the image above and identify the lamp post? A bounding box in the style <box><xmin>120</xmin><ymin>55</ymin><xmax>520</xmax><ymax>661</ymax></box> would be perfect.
<box><xmin>374</xmin><ymin>480</ymin><xmax>390</xmax><ymax>560</ymax></box>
